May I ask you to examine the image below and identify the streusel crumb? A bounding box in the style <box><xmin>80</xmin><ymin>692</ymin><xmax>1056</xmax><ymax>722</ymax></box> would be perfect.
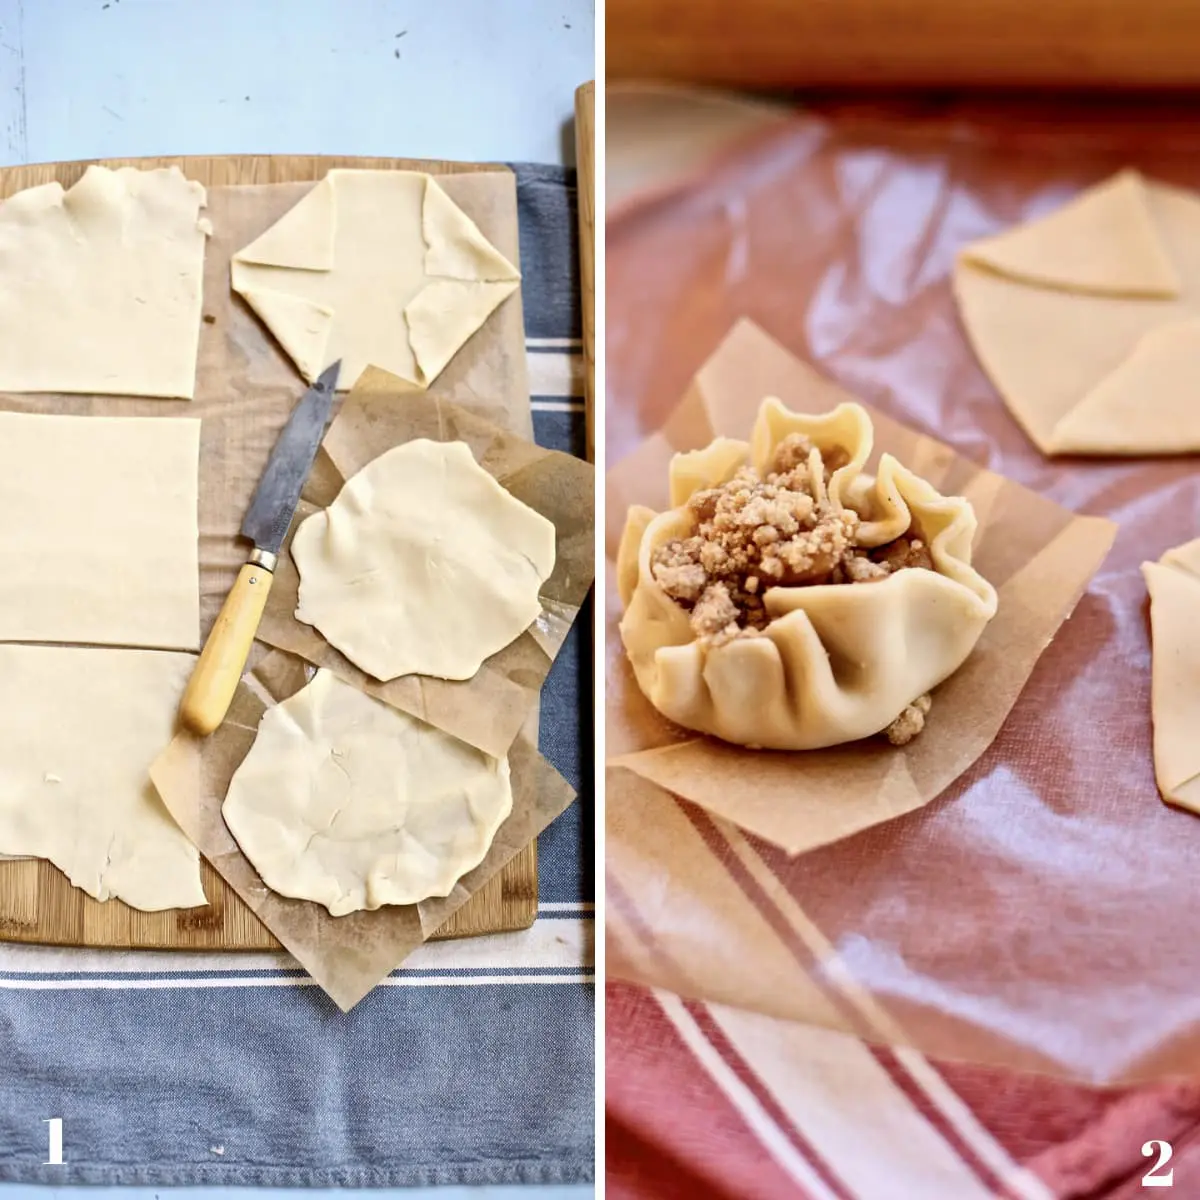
<box><xmin>884</xmin><ymin>694</ymin><xmax>933</xmax><ymax>746</ymax></box>
<box><xmin>651</xmin><ymin>436</ymin><xmax>934</xmax><ymax>645</ymax></box>
<box><xmin>690</xmin><ymin>581</ymin><xmax>740</xmax><ymax>643</ymax></box>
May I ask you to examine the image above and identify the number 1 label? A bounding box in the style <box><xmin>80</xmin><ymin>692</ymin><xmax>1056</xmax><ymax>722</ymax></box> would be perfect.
<box><xmin>42</xmin><ymin>1118</ymin><xmax>64</xmax><ymax>1166</ymax></box>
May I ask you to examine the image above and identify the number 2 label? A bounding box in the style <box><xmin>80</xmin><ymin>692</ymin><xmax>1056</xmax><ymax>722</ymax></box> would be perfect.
<box><xmin>1142</xmin><ymin>1139</ymin><xmax>1174</xmax><ymax>1187</ymax></box>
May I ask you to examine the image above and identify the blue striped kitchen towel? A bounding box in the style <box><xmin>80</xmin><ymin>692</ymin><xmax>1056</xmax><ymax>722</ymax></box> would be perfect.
<box><xmin>0</xmin><ymin>163</ymin><xmax>594</xmax><ymax>1188</ymax></box>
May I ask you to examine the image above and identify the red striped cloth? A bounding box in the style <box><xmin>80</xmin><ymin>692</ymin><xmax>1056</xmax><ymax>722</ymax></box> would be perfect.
<box><xmin>608</xmin><ymin>979</ymin><xmax>1200</xmax><ymax>1198</ymax></box>
<box><xmin>607</xmin><ymin>768</ymin><xmax>1200</xmax><ymax>1196</ymax></box>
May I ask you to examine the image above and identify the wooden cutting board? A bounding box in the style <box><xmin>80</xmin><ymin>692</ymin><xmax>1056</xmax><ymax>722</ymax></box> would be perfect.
<box><xmin>0</xmin><ymin>154</ymin><xmax>538</xmax><ymax>951</ymax></box>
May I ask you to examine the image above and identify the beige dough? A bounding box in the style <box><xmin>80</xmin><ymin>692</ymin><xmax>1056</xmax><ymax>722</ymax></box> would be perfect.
<box><xmin>291</xmin><ymin>439</ymin><xmax>556</xmax><ymax>682</ymax></box>
<box><xmin>0</xmin><ymin>165</ymin><xmax>209</xmax><ymax>398</ymax></box>
<box><xmin>223</xmin><ymin>669</ymin><xmax>512</xmax><ymax>916</ymax></box>
<box><xmin>0</xmin><ymin>411</ymin><xmax>200</xmax><ymax>650</ymax></box>
<box><xmin>1143</xmin><ymin>539</ymin><xmax>1200</xmax><ymax>814</ymax></box>
<box><xmin>619</xmin><ymin>398</ymin><xmax>998</xmax><ymax>751</ymax></box>
<box><xmin>955</xmin><ymin>170</ymin><xmax>1200</xmax><ymax>456</ymax></box>
<box><xmin>231</xmin><ymin>170</ymin><xmax>520</xmax><ymax>391</ymax></box>
<box><xmin>0</xmin><ymin>645</ymin><xmax>205</xmax><ymax>910</ymax></box>
<box><xmin>962</xmin><ymin>169</ymin><xmax>1180</xmax><ymax>297</ymax></box>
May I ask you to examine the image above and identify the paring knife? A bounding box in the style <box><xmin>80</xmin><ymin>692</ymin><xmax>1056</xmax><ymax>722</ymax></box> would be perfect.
<box><xmin>179</xmin><ymin>360</ymin><xmax>341</xmax><ymax>736</ymax></box>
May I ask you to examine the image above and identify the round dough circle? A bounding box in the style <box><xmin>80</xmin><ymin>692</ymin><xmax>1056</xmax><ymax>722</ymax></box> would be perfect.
<box><xmin>291</xmin><ymin>438</ymin><xmax>557</xmax><ymax>682</ymax></box>
<box><xmin>223</xmin><ymin>670</ymin><xmax>513</xmax><ymax>916</ymax></box>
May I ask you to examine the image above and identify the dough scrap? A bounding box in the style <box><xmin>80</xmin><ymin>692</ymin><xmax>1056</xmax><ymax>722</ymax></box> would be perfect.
<box><xmin>223</xmin><ymin>669</ymin><xmax>512</xmax><ymax>915</ymax></box>
<box><xmin>231</xmin><ymin>170</ymin><xmax>520</xmax><ymax>391</ymax></box>
<box><xmin>0</xmin><ymin>165</ymin><xmax>209</xmax><ymax>398</ymax></box>
<box><xmin>619</xmin><ymin>397</ymin><xmax>998</xmax><ymax>751</ymax></box>
<box><xmin>0</xmin><ymin>645</ymin><xmax>205</xmax><ymax>911</ymax></box>
<box><xmin>1143</xmin><ymin>540</ymin><xmax>1200</xmax><ymax>814</ymax></box>
<box><xmin>291</xmin><ymin>438</ymin><xmax>556</xmax><ymax>683</ymax></box>
<box><xmin>955</xmin><ymin>171</ymin><xmax>1200</xmax><ymax>456</ymax></box>
<box><xmin>0</xmin><ymin>411</ymin><xmax>201</xmax><ymax>650</ymax></box>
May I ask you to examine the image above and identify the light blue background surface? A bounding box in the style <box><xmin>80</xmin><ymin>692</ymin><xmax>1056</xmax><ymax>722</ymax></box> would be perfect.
<box><xmin>0</xmin><ymin>0</ymin><xmax>593</xmax><ymax>166</ymax></box>
<box><xmin>0</xmin><ymin>0</ymin><xmax>595</xmax><ymax>1194</ymax></box>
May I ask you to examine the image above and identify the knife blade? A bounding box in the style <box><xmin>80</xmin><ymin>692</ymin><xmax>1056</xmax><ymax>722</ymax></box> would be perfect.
<box><xmin>179</xmin><ymin>360</ymin><xmax>341</xmax><ymax>735</ymax></box>
<box><xmin>241</xmin><ymin>360</ymin><xmax>341</xmax><ymax>556</ymax></box>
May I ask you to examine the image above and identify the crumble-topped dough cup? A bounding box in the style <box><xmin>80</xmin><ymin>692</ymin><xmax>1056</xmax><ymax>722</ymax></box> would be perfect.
<box><xmin>618</xmin><ymin>398</ymin><xmax>999</xmax><ymax>750</ymax></box>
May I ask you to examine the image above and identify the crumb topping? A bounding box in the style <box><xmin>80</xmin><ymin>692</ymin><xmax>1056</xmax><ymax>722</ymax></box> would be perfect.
<box><xmin>651</xmin><ymin>434</ymin><xmax>934</xmax><ymax>646</ymax></box>
<box><xmin>884</xmin><ymin>694</ymin><xmax>932</xmax><ymax>746</ymax></box>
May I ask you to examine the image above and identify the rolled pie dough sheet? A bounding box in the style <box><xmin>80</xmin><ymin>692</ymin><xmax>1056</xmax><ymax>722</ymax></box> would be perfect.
<box><xmin>0</xmin><ymin>644</ymin><xmax>205</xmax><ymax>910</ymax></box>
<box><xmin>0</xmin><ymin>165</ymin><xmax>210</xmax><ymax>398</ymax></box>
<box><xmin>231</xmin><ymin>169</ymin><xmax>520</xmax><ymax>391</ymax></box>
<box><xmin>1143</xmin><ymin>539</ymin><xmax>1200</xmax><ymax>814</ymax></box>
<box><xmin>291</xmin><ymin>438</ymin><xmax>557</xmax><ymax>682</ymax></box>
<box><xmin>223</xmin><ymin>669</ymin><xmax>513</xmax><ymax>916</ymax></box>
<box><xmin>954</xmin><ymin>169</ymin><xmax>1200</xmax><ymax>456</ymax></box>
<box><xmin>0</xmin><ymin>411</ymin><xmax>201</xmax><ymax>650</ymax></box>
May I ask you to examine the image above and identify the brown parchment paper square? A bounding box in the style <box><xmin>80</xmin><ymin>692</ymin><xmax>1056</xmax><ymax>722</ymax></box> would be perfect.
<box><xmin>150</xmin><ymin>649</ymin><xmax>576</xmax><ymax>1011</ymax></box>
<box><xmin>255</xmin><ymin>365</ymin><xmax>596</xmax><ymax>760</ymax></box>
<box><xmin>607</xmin><ymin>319</ymin><xmax>1117</xmax><ymax>856</ymax></box>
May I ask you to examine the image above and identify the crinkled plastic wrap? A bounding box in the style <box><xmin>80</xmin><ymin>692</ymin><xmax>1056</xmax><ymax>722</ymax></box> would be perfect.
<box><xmin>607</xmin><ymin>102</ymin><xmax>1200</xmax><ymax>1085</ymax></box>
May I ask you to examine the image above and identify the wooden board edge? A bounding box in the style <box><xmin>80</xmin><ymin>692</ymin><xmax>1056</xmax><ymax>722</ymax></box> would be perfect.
<box><xmin>0</xmin><ymin>840</ymin><xmax>541</xmax><ymax>950</ymax></box>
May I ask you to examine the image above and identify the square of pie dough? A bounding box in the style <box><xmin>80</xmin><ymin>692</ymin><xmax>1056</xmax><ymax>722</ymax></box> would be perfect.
<box><xmin>231</xmin><ymin>169</ymin><xmax>520</xmax><ymax>391</ymax></box>
<box><xmin>0</xmin><ymin>411</ymin><xmax>201</xmax><ymax>650</ymax></box>
<box><xmin>0</xmin><ymin>165</ymin><xmax>210</xmax><ymax>399</ymax></box>
<box><xmin>0</xmin><ymin>644</ymin><xmax>205</xmax><ymax>911</ymax></box>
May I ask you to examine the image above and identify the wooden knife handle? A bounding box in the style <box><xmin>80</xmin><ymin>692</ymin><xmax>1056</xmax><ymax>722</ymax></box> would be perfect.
<box><xmin>179</xmin><ymin>561</ymin><xmax>274</xmax><ymax>736</ymax></box>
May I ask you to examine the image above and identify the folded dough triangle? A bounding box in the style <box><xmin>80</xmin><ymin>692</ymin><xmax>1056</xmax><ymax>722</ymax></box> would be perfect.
<box><xmin>961</xmin><ymin>169</ymin><xmax>1180</xmax><ymax>298</ymax></box>
<box><xmin>237</xmin><ymin>176</ymin><xmax>336</xmax><ymax>271</ymax></box>
<box><xmin>1143</xmin><ymin>545</ymin><xmax>1200</xmax><ymax>813</ymax></box>
<box><xmin>237</xmin><ymin>287</ymin><xmax>334</xmax><ymax>383</ymax></box>
<box><xmin>1051</xmin><ymin>319</ymin><xmax>1200</xmax><ymax>454</ymax></box>
<box><xmin>405</xmin><ymin>278</ymin><xmax>519</xmax><ymax>386</ymax></box>
<box><xmin>1162</xmin><ymin>537</ymin><xmax>1200</xmax><ymax>576</ymax></box>
<box><xmin>423</xmin><ymin>177</ymin><xmax>520</xmax><ymax>282</ymax></box>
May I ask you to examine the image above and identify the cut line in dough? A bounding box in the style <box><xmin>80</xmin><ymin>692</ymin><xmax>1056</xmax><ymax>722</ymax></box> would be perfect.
<box><xmin>231</xmin><ymin>169</ymin><xmax>520</xmax><ymax>391</ymax></box>
<box><xmin>0</xmin><ymin>644</ymin><xmax>206</xmax><ymax>911</ymax></box>
<box><xmin>0</xmin><ymin>164</ymin><xmax>210</xmax><ymax>398</ymax></box>
<box><xmin>291</xmin><ymin>438</ymin><xmax>557</xmax><ymax>683</ymax></box>
<box><xmin>223</xmin><ymin>670</ymin><xmax>513</xmax><ymax>916</ymax></box>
